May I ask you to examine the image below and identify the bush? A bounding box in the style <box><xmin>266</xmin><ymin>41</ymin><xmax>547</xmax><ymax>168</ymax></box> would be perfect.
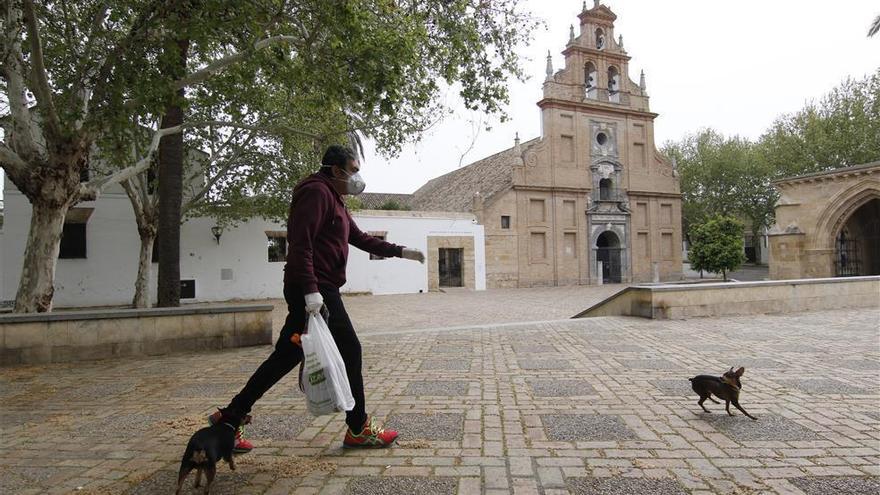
<box><xmin>688</xmin><ymin>216</ymin><xmax>746</xmax><ymax>281</ymax></box>
<box><xmin>378</xmin><ymin>199</ymin><xmax>410</xmax><ymax>210</ymax></box>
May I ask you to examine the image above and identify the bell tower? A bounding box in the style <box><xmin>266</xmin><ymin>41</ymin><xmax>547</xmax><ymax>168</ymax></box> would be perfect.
<box><xmin>533</xmin><ymin>1</ymin><xmax>680</xmax><ymax>284</ymax></box>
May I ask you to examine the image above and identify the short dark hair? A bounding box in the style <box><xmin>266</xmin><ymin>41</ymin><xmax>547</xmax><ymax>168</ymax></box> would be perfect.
<box><xmin>321</xmin><ymin>145</ymin><xmax>357</xmax><ymax>169</ymax></box>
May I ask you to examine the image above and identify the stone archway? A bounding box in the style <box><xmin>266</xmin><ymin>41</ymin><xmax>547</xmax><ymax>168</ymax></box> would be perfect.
<box><xmin>770</xmin><ymin>164</ymin><xmax>880</xmax><ymax>280</ymax></box>
<box><xmin>596</xmin><ymin>230</ymin><xmax>622</xmax><ymax>283</ymax></box>
<box><xmin>834</xmin><ymin>198</ymin><xmax>880</xmax><ymax>276</ymax></box>
<box><xmin>814</xmin><ymin>181</ymin><xmax>880</xmax><ymax>277</ymax></box>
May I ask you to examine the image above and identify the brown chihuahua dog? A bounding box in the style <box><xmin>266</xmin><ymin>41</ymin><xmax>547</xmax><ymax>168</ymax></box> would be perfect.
<box><xmin>175</xmin><ymin>412</ymin><xmax>250</xmax><ymax>494</ymax></box>
<box><xmin>689</xmin><ymin>366</ymin><xmax>757</xmax><ymax>420</ymax></box>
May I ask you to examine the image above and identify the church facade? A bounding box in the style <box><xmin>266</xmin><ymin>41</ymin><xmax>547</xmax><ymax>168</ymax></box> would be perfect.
<box><xmin>406</xmin><ymin>2</ymin><xmax>683</xmax><ymax>288</ymax></box>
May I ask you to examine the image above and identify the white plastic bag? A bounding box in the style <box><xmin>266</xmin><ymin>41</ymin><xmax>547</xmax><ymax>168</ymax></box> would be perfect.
<box><xmin>299</xmin><ymin>313</ymin><xmax>355</xmax><ymax>416</ymax></box>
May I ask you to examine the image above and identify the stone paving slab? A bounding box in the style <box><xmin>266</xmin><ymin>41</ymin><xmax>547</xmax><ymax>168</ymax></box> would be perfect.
<box><xmin>517</xmin><ymin>358</ymin><xmax>572</xmax><ymax>370</ymax></box>
<box><xmin>788</xmin><ymin>475</ymin><xmax>880</xmax><ymax>494</ymax></box>
<box><xmin>0</xmin><ymin>307</ymin><xmax>878</xmax><ymax>494</ymax></box>
<box><xmin>513</xmin><ymin>343</ymin><xmax>560</xmax><ymax>354</ymax></box>
<box><xmin>774</xmin><ymin>378</ymin><xmax>873</xmax><ymax>395</ymax></box>
<box><xmin>418</xmin><ymin>359</ymin><xmax>471</xmax><ymax>371</ymax></box>
<box><xmin>347</xmin><ymin>476</ymin><xmax>457</xmax><ymax>495</ymax></box>
<box><xmin>654</xmin><ymin>378</ymin><xmax>695</xmax><ymax>396</ymax></box>
<box><xmin>403</xmin><ymin>380</ymin><xmax>469</xmax><ymax>396</ymax></box>
<box><xmin>542</xmin><ymin>414</ymin><xmax>639</xmax><ymax>442</ymax></box>
<box><xmin>528</xmin><ymin>379</ymin><xmax>598</xmax><ymax>397</ymax></box>
<box><xmin>617</xmin><ymin>358</ymin><xmax>682</xmax><ymax>370</ymax></box>
<box><xmin>701</xmin><ymin>414</ymin><xmax>817</xmax><ymax>442</ymax></box>
<box><xmin>246</xmin><ymin>413</ymin><xmax>313</xmax><ymax>441</ymax></box>
<box><xmin>385</xmin><ymin>413</ymin><xmax>464</xmax><ymax>441</ymax></box>
<box><xmin>567</xmin><ymin>477</ymin><xmax>689</xmax><ymax>494</ymax></box>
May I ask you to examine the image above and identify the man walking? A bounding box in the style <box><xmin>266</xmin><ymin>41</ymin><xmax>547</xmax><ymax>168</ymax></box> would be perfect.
<box><xmin>209</xmin><ymin>145</ymin><xmax>425</xmax><ymax>451</ymax></box>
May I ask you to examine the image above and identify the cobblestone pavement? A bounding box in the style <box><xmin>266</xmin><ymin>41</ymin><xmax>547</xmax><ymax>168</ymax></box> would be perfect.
<box><xmin>1</xmin><ymin>307</ymin><xmax>878</xmax><ymax>494</ymax></box>
<box><xmin>266</xmin><ymin>284</ymin><xmax>625</xmax><ymax>339</ymax></box>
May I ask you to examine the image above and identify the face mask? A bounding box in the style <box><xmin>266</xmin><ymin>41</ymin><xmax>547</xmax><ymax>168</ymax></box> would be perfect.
<box><xmin>336</xmin><ymin>168</ymin><xmax>366</xmax><ymax>195</ymax></box>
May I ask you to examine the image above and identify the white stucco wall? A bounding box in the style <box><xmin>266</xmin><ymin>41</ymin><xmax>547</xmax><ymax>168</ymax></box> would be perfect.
<box><xmin>343</xmin><ymin>210</ymin><xmax>487</xmax><ymax>294</ymax></box>
<box><xmin>1</xmin><ymin>181</ymin><xmax>486</xmax><ymax>307</ymax></box>
<box><xmin>2</xmin><ymin>189</ymin><xmax>148</xmax><ymax>307</ymax></box>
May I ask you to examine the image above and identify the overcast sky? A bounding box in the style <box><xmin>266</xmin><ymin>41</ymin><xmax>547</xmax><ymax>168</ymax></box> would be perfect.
<box><xmin>360</xmin><ymin>0</ymin><xmax>880</xmax><ymax>194</ymax></box>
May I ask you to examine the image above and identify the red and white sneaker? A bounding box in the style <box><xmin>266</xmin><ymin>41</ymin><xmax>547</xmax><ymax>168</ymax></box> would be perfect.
<box><xmin>343</xmin><ymin>416</ymin><xmax>398</xmax><ymax>448</ymax></box>
<box><xmin>208</xmin><ymin>409</ymin><xmax>254</xmax><ymax>454</ymax></box>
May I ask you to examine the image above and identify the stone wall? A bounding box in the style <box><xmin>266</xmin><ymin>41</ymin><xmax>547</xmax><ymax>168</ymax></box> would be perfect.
<box><xmin>575</xmin><ymin>276</ymin><xmax>880</xmax><ymax>320</ymax></box>
<box><xmin>0</xmin><ymin>304</ymin><xmax>273</xmax><ymax>366</ymax></box>
<box><xmin>629</xmin><ymin>193</ymin><xmax>683</xmax><ymax>282</ymax></box>
<box><xmin>480</xmin><ymin>192</ymin><xmax>521</xmax><ymax>288</ymax></box>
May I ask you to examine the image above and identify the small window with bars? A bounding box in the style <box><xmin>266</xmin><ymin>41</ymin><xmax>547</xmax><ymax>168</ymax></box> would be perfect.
<box><xmin>370</xmin><ymin>232</ymin><xmax>387</xmax><ymax>260</ymax></box>
<box><xmin>501</xmin><ymin>216</ymin><xmax>511</xmax><ymax>229</ymax></box>
<box><xmin>267</xmin><ymin>232</ymin><xmax>287</xmax><ymax>262</ymax></box>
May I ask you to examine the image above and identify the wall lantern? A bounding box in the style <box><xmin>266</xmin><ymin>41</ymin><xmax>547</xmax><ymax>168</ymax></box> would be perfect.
<box><xmin>211</xmin><ymin>225</ymin><xmax>223</xmax><ymax>245</ymax></box>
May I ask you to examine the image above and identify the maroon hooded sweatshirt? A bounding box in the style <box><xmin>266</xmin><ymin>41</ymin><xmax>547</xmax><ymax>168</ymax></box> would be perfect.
<box><xmin>284</xmin><ymin>172</ymin><xmax>404</xmax><ymax>294</ymax></box>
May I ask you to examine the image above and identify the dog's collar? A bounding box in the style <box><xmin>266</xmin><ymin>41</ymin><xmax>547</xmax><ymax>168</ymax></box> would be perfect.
<box><xmin>221</xmin><ymin>422</ymin><xmax>237</xmax><ymax>431</ymax></box>
<box><xmin>721</xmin><ymin>378</ymin><xmax>741</xmax><ymax>390</ymax></box>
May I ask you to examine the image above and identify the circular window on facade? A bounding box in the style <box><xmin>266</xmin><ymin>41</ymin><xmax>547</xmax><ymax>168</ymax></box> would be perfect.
<box><xmin>596</xmin><ymin>132</ymin><xmax>608</xmax><ymax>145</ymax></box>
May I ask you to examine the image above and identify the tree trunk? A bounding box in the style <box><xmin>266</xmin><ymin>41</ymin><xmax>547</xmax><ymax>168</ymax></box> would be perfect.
<box><xmin>14</xmin><ymin>201</ymin><xmax>70</xmax><ymax>313</ymax></box>
<box><xmin>156</xmin><ymin>37</ymin><xmax>190</xmax><ymax>308</ymax></box>
<box><xmin>752</xmin><ymin>227</ymin><xmax>762</xmax><ymax>265</ymax></box>
<box><xmin>132</xmin><ymin>232</ymin><xmax>156</xmax><ymax>308</ymax></box>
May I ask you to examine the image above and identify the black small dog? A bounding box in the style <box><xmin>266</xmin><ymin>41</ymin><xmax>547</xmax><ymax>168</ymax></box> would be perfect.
<box><xmin>175</xmin><ymin>412</ymin><xmax>249</xmax><ymax>494</ymax></box>
<box><xmin>689</xmin><ymin>366</ymin><xmax>757</xmax><ymax>420</ymax></box>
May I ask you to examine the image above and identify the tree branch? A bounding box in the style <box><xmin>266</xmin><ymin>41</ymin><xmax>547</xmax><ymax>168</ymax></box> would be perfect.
<box><xmin>21</xmin><ymin>0</ymin><xmax>62</xmax><ymax>140</ymax></box>
<box><xmin>121</xmin><ymin>178</ymin><xmax>144</xmax><ymax>222</ymax></box>
<box><xmin>80</xmin><ymin>118</ymin><xmax>321</xmax><ymax>200</ymax></box>
<box><xmin>79</xmin><ymin>124</ymin><xmax>182</xmax><ymax>199</ymax></box>
<box><xmin>190</xmin><ymin>120</ymin><xmax>322</xmax><ymax>141</ymax></box>
<box><xmin>182</xmin><ymin>127</ymin><xmax>241</xmax><ymax>190</ymax></box>
<box><xmin>130</xmin><ymin>140</ymin><xmax>151</xmax><ymax>207</ymax></box>
<box><xmin>73</xmin><ymin>2</ymin><xmax>108</xmax><ymax>127</ymax></box>
<box><xmin>183</xmin><ymin>133</ymin><xmax>256</xmax><ymax>213</ymax></box>
<box><xmin>87</xmin><ymin>1</ymin><xmax>163</xmax><ymax>131</ymax></box>
<box><xmin>174</xmin><ymin>35</ymin><xmax>301</xmax><ymax>89</ymax></box>
<box><xmin>0</xmin><ymin>140</ymin><xmax>29</xmax><ymax>179</ymax></box>
<box><xmin>2</xmin><ymin>0</ymin><xmax>39</xmax><ymax>162</ymax></box>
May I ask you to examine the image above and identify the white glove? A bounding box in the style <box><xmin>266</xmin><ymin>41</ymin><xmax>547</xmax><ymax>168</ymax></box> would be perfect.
<box><xmin>304</xmin><ymin>292</ymin><xmax>324</xmax><ymax>315</ymax></box>
<box><xmin>402</xmin><ymin>247</ymin><xmax>425</xmax><ymax>264</ymax></box>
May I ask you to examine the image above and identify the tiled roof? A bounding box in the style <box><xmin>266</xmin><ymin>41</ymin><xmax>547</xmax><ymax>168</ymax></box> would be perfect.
<box><xmin>410</xmin><ymin>138</ymin><xmax>538</xmax><ymax>212</ymax></box>
<box><xmin>357</xmin><ymin>192</ymin><xmax>414</xmax><ymax>210</ymax></box>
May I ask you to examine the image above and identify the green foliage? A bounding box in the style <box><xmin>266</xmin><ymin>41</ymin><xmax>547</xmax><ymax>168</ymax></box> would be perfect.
<box><xmin>663</xmin><ymin>71</ymin><xmax>879</xmax><ymax>253</ymax></box>
<box><xmin>661</xmin><ymin>130</ymin><xmax>777</xmax><ymax>244</ymax></box>
<box><xmin>688</xmin><ymin>216</ymin><xmax>746</xmax><ymax>281</ymax></box>
<box><xmin>759</xmin><ymin>70</ymin><xmax>880</xmax><ymax>178</ymax></box>
<box><xmin>345</xmin><ymin>196</ymin><xmax>364</xmax><ymax>212</ymax></box>
<box><xmin>7</xmin><ymin>0</ymin><xmax>537</xmax><ymax>197</ymax></box>
<box><xmin>91</xmin><ymin>0</ymin><xmax>539</xmax><ymax>225</ymax></box>
<box><xmin>378</xmin><ymin>199</ymin><xmax>410</xmax><ymax>210</ymax></box>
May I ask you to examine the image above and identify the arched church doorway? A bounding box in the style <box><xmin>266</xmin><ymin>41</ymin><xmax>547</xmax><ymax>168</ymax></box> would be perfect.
<box><xmin>835</xmin><ymin>198</ymin><xmax>880</xmax><ymax>276</ymax></box>
<box><xmin>596</xmin><ymin>231</ymin><xmax>622</xmax><ymax>283</ymax></box>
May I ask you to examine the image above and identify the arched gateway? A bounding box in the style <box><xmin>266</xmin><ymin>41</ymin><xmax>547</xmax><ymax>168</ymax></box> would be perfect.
<box><xmin>770</xmin><ymin>162</ymin><xmax>880</xmax><ymax>280</ymax></box>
